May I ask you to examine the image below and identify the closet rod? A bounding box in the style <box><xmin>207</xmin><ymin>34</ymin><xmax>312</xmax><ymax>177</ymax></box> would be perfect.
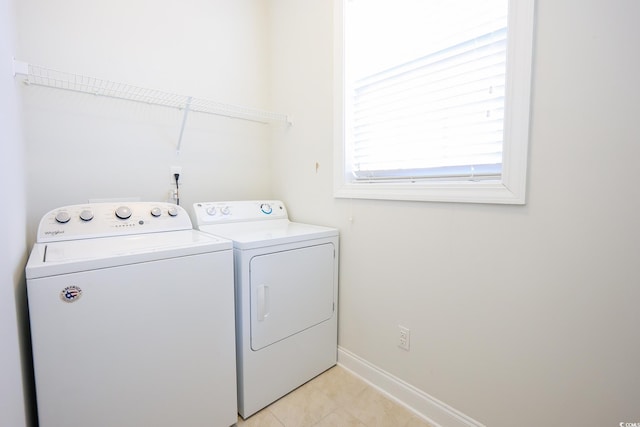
<box><xmin>12</xmin><ymin>59</ymin><xmax>292</xmax><ymax>127</ymax></box>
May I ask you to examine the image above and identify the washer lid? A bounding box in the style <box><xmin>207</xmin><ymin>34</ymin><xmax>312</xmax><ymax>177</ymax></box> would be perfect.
<box><xmin>26</xmin><ymin>229</ymin><xmax>232</xmax><ymax>279</ymax></box>
<box><xmin>197</xmin><ymin>219</ymin><xmax>338</xmax><ymax>249</ymax></box>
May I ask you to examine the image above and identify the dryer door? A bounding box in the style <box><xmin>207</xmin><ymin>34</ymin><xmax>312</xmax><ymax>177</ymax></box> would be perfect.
<box><xmin>249</xmin><ymin>243</ymin><xmax>335</xmax><ymax>351</ymax></box>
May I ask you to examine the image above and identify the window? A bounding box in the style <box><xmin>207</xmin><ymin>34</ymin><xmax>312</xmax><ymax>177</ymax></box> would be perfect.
<box><xmin>334</xmin><ymin>0</ymin><xmax>534</xmax><ymax>204</ymax></box>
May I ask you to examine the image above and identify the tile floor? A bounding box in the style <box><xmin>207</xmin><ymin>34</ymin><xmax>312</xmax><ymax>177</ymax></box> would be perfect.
<box><xmin>235</xmin><ymin>365</ymin><xmax>433</xmax><ymax>427</ymax></box>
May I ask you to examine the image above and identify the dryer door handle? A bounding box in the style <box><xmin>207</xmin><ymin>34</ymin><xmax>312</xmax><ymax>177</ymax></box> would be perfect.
<box><xmin>257</xmin><ymin>285</ymin><xmax>270</xmax><ymax>321</ymax></box>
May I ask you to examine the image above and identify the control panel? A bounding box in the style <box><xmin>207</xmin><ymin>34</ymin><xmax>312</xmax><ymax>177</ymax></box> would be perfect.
<box><xmin>37</xmin><ymin>202</ymin><xmax>192</xmax><ymax>242</ymax></box>
<box><xmin>193</xmin><ymin>200</ymin><xmax>288</xmax><ymax>225</ymax></box>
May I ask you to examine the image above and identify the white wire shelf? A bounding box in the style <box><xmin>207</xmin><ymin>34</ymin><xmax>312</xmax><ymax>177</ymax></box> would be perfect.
<box><xmin>12</xmin><ymin>59</ymin><xmax>291</xmax><ymax>152</ymax></box>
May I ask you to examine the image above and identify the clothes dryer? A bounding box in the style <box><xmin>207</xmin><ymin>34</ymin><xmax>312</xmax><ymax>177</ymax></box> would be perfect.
<box><xmin>26</xmin><ymin>202</ymin><xmax>237</xmax><ymax>427</ymax></box>
<box><xmin>193</xmin><ymin>200</ymin><xmax>339</xmax><ymax>418</ymax></box>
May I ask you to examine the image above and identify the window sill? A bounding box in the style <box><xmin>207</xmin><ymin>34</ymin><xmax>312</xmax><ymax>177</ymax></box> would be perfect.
<box><xmin>334</xmin><ymin>179</ymin><xmax>527</xmax><ymax>204</ymax></box>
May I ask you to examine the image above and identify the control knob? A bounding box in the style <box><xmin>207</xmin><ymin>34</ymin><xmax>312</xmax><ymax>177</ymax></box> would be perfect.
<box><xmin>260</xmin><ymin>203</ymin><xmax>272</xmax><ymax>215</ymax></box>
<box><xmin>220</xmin><ymin>206</ymin><xmax>231</xmax><ymax>215</ymax></box>
<box><xmin>206</xmin><ymin>206</ymin><xmax>216</xmax><ymax>216</ymax></box>
<box><xmin>167</xmin><ymin>206</ymin><xmax>178</xmax><ymax>217</ymax></box>
<box><xmin>79</xmin><ymin>210</ymin><xmax>94</xmax><ymax>221</ymax></box>
<box><xmin>150</xmin><ymin>207</ymin><xmax>162</xmax><ymax>217</ymax></box>
<box><xmin>55</xmin><ymin>211</ymin><xmax>71</xmax><ymax>224</ymax></box>
<box><xmin>115</xmin><ymin>206</ymin><xmax>132</xmax><ymax>220</ymax></box>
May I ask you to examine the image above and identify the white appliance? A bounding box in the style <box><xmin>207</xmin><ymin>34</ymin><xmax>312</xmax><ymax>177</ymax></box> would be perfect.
<box><xmin>26</xmin><ymin>202</ymin><xmax>237</xmax><ymax>427</ymax></box>
<box><xmin>192</xmin><ymin>200</ymin><xmax>339</xmax><ymax>418</ymax></box>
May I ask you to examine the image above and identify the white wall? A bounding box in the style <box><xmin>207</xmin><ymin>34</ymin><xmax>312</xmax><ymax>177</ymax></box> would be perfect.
<box><xmin>269</xmin><ymin>1</ymin><xmax>640</xmax><ymax>426</ymax></box>
<box><xmin>0</xmin><ymin>0</ymin><xmax>29</xmax><ymax>425</ymax></box>
<box><xmin>16</xmin><ymin>0</ymin><xmax>278</xmax><ymax>241</ymax></box>
<box><xmin>9</xmin><ymin>1</ymin><xmax>640</xmax><ymax>426</ymax></box>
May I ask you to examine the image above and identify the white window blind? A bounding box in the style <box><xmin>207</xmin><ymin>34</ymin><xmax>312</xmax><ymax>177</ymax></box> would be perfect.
<box><xmin>346</xmin><ymin>0</ymin><xmax>509</xmax><ymax>181</ymax></box>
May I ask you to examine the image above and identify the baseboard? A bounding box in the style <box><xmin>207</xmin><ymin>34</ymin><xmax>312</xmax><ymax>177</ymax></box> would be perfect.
<box><xmin>337</xmin><ymin>347</ymin><xmax>485</xmax><ymax>427</ymax></box>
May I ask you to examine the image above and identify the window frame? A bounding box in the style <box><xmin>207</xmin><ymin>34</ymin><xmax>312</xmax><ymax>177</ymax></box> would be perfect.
<box><xmin>333</xmin><ymin>0</ymin><xmax>535</xmax><ymax>204</ymax></box>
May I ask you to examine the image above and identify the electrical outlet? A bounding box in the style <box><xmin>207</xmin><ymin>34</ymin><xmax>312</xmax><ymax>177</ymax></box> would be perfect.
<box><xmin>170</xmin><ymin>166</ymin><xmax>183</xmax><ymax>185</ymax></box>
<box><xmin>398</xmin><ymin>326</ymin><xmax>410</xmax><ymax>351</ymax></box>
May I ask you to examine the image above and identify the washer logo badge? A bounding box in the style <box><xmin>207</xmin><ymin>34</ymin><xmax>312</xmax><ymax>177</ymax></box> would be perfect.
<box><xmin>60</xmin><ymin>286</ymin><xmax>82</xmax><ymax>303</ymax></box>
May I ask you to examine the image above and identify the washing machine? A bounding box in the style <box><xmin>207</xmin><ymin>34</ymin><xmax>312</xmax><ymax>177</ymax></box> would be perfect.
<box><xmin>192</xmin><ymin>200</ymin><xmax>339</xmax><ymax>418</ymax></box>
<box><xmin>26</xmin><ymin>202</ymin><xmax>237</xmax><ymax>427</ymax></box>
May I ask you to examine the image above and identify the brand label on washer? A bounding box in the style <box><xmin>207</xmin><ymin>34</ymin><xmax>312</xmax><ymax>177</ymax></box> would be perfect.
<box><xmin>60</xmin><ymin>286</ymin><xmax>82</xmax><ymax>303</ymax></box>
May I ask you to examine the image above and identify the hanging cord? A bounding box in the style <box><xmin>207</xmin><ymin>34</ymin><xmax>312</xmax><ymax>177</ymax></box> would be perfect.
<box><xmin>174</xmin><ymin>173</ymin><xmax>180</xmax><ymax>205</ymax></box>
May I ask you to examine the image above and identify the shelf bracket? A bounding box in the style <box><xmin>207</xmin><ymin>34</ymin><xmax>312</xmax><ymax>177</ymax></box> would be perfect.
<box><xmin>12</xmin><ymin>58</ymin><xmax>29</xmax><ymax>77</ymax></box>
<box><xmin>176</xmin><ymin>96</ymin><xmax>192</xmax><ymax>155</ymax></box>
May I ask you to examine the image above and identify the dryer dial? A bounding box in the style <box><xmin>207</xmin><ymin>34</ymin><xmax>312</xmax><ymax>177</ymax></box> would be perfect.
<box><xmin>150</xmin><ymin>207</ymin><xmax>162</xmax><ymax>217</ymax></box>
<box><xmin>206</xmin><ymin>206</ymin><xmax>217</xmax><ymax>216</ymax></box>
<box><xmin>260</xmin><ymin>203</ymin><xmax>273</xmax><ymax>215</ymax></box>
<box><xmin>167</xmin><ymin>206</ymin><xmax>179</xmax><ymax>217</ymax></box>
